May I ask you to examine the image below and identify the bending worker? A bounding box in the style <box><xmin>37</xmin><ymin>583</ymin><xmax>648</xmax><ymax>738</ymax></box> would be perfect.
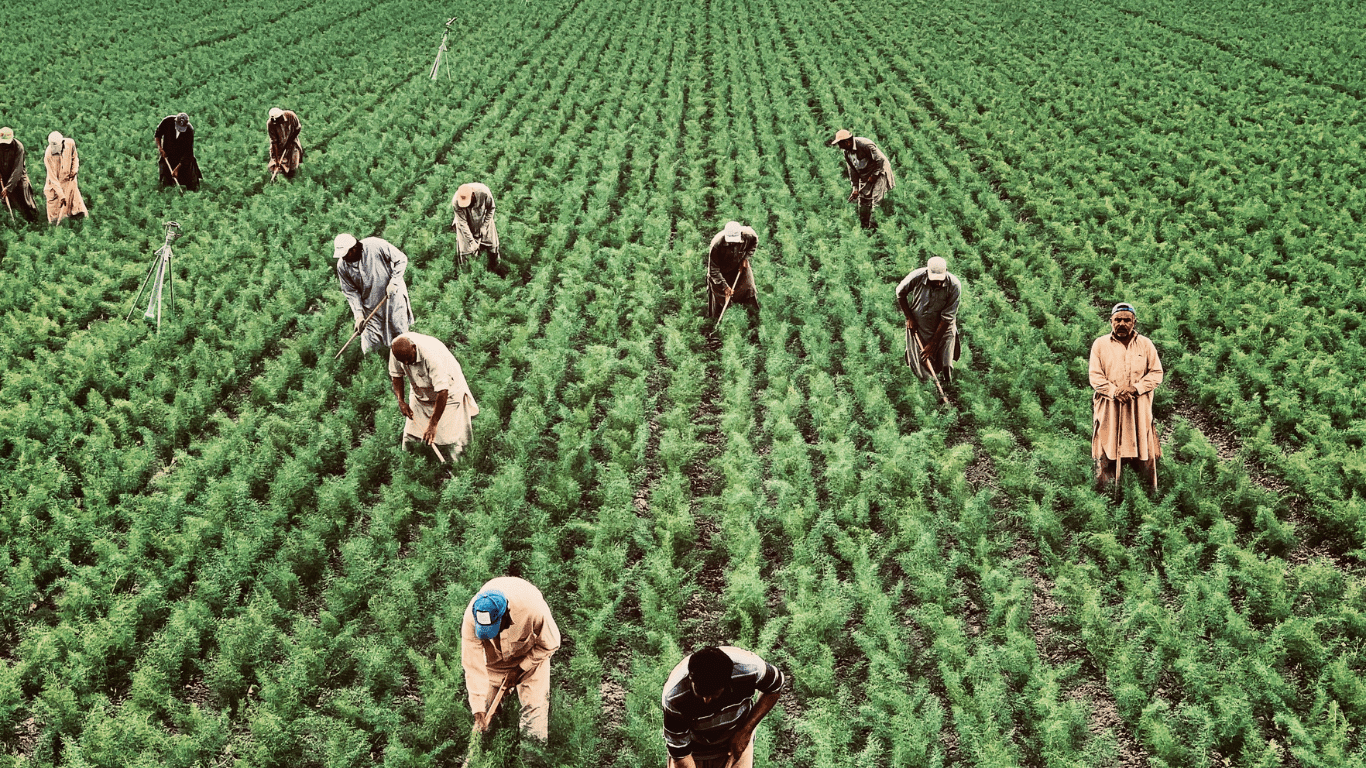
<box><xmin>267</xmin><ymin>107</ymin><xmax>303</xmax><ymax>179</ymax></box>
<box><xmin>705</xmin><ymin>220</ymin><xmax>759</xmax><ymax>320</ymax></box>
<box><xmin>44</xmin><ymin>132</ymin><xmax>88</xmax><ymax>226</ymax></box>
<box><xmin>1089</xmin><ymin>302</ymin><xmax>1163</xmax><ymax>492</ymax></box>
<box><xmin>829</xmin><ymin>128</ymin><xmax>895</xmax><ymax>230</ymax></box>
<box><xmin>662</xmin><ymin>646</ymin><xmax>786</xmax><ymax>768</ymax></box>
<box><xmin>895</xmin><ymin>256</ymin><xmax>961</xmax><ymax>383</ymax></box>
<box><xmin>154</xmin><ymin>112</ymin><xmax>203</xmax><ymax>190</ymax></box>
<box><xmin>334</xmin><ymin>233</ymin><xmax>414</xmax><ymax>360</ymax></box>
<box><xmin>461</xmin><ymin>577</ymin><xmax>560</xmax><ymax>744</ymax></box>
<box><xmin>0</xmin><ymin>127</ymin><xmax>40</xmax><ymax>221</ymax></box>
<box><xmin>388</xmin><ymin>332</ymin><xmax>479</xmax><ymax>460</ymax></box>
<box><xmin>450</xmin><ymin>182</ymin><xmax>504</xmax><ymax>277</ymax></box>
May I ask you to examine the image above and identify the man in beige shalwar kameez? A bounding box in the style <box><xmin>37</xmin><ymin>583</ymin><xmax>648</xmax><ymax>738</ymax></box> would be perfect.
<box><xmin>450</xmin><ymin>182</ymin><xmax>504</xmax><ymax>277</ymax></box>
<box><xmin>43</xmin><ymin>132</ymin><xmax>88</xmax><ymax>225</ymax></box>
<box><xmin>267</xmin><ymin>108</ymin><xmax>303</xmax><ymax>179</ymax></box>
<box><xmin>461</xmin><ymin>576</ymin><xmax>560</xmax><ymax>743</ymax></box>
<box><xmin>388</xmin><ymin>332</ymin><xmax>479</xmax><ymax>461</ymax></box>
<box><xmin>1089</xmin><ymin>302</ymin><xmax>1163</xmax><ymax>491</ymax></box>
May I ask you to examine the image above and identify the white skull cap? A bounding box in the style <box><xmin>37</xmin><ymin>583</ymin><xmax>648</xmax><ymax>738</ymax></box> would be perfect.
<box><xmin>927</xmin><ymin>256</ymin><xmax>948</xmax><ymax>280</ymax></box>
<box><xmin>723</xmin><ymin>221</ymin><xmax>744</xmax><ymax>242</ymax></box>
<box><xmin>333</xmin><ymin>233</ymin><xmax>358</xmax><ymax>258</ymax></box>
<box><xmin>48</xmin><ymin>131</ymin><xmax>63</xmax><ymax>145</ymax></box>
<box><xmin>0</xmin><ymin>127</ymin><xmax>13</xmax><ymax>144</ymax></box>
<box><xmin>269</xmin><ymin>108</ymin><xmax>284</xmax><ymax>119</ymax></box>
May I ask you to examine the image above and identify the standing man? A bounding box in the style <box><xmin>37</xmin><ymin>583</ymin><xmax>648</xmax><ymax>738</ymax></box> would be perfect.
<box><xmin>895</xmin><ymin>256</ymin><xmax>961</xmax><ymax>383</ymax></box>
<box><xmin>0</xmin><ymin>128</ymin><xmax>40</xmax><ymax>222</ymax></box>
<box><xmin>388</xmin><ymin>332</ymin><xmax>480</xmax><ymax>459</ymax></box>
<box><xmin>1089</xmin><ymin>302</ymin><xmax>1164</xmax><ymax>492</ymax></box>
<box><xmin>662</xmin><ymin>646</ymin><xmax>786</xmax><ymax>768</ymax></box>
<box><xmin>43</xmin><ymin>132</ymin><xmax>88</xmax><ymax>226</ymax></box>
<box><xmin>334</xmin><ymin>233</ymin><xmax>414</xmax><ymax>360</ymax></box>
<box><xmin>705</xmin><ymin>221</ymin><xmax>759</xmax><ymax>320</ymax></box>
<box><xmin>828</xmin><ymin>128</ymin><xmax>895</xmax><ymax>230</ymax></box>
<box><xmin>154</xmin><ymin>112</ymin><xmax>203</xmax><ymax>190</ymax></box>
<box><xmin>450</xmin><ymin>182</ymin><xmax>504</xmax><ymax>277</ymax></box>
<box><xmin>267</xmin><ymin>107</ymin><xmax>303</xmax><ymax>180</ymax></box>
<box><xmin>461</xmin><ymin>577</ymin><xmax>560</xmax><ymax>743</ymax></box>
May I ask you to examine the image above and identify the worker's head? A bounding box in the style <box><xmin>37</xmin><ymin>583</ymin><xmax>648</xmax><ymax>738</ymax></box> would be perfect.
<box><xmin>269</xmin><ymin>108</ymin><xmax>284</xmax><ymax>121</ymax></box>
<box><xmin>175</xmin><ymin>113</ymin><xmax>190</xmax><ymax>129</ymax></box>
<box><xmin>926</xmin><ymin>256</ymin><xmax>948</xmax><ymax>283</ymax></box>
<box><xmin>333</xmin><ymin>233</ymin><xmax>360</xmax><ymax>261</ymax></box>
<box><xmin>831</xmin><ymin>128</ymin><xmax>854</xmax><ymax>150</ymax></box>
<box><xmin>723</xmin><ymin>221</ymin><xmax>744</xmax><ymax>243</ymax></box>
<box><xmin>1110</xmin><ymin>303</ymin><xmax>1136</xmax><ymax>340</ymax></box>
<box><xmin>454</xmin><ymin>183</ymin><xmax>476</xmax><ymax>209</ymax></box>
<box><xmin>390</xmin><ymin>335</ymin><xmax>417</xmax><ymax>365</ymax></box>
<box><xmin>47</xmin><ymin>132</ymin><xmax>63</xmax><ymax>150</ymax></box>
<box><xmin>0</xmin><ymin>128</ymin><xmax>13</xmax><ymax>145</ymax></box>
<box><xmin>687</xmin><ymin>647</ymin><xmax>734</xmax><ymax>703</ymax></box>
<box><xmin>470</xmin><ymin>589</ymin><xmax>509</xmax><ymax>640</ymax></box>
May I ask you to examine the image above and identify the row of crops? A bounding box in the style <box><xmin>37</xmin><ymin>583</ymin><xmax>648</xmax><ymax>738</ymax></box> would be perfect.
<box><xmin>1</xmin><ymin>0</ymin><xmax>1364</xmax><ymax>765</ymax></box>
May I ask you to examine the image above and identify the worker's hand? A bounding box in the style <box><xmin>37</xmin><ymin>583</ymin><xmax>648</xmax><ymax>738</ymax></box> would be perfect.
<box><xmin>386</xmin><ymin>281</ymin><xmax>399</xmax><ymax>297</ymax></box>
<box><xmin>473</xmin><ymin>711</ymin><xmax>490</xmax><ymax>733</ymax></box>
<box><xmin>353</xmin><ymin>314</ymin><xmax>364</xmax><ymax>332</ymax></box>
<box><xmin>422</xmin><ymin>421</ymin><xmax>438</xmax><ymax>445</ymax></box>
<box><xmin>847</xmin><ymin>189</ymin><xmax>859</xmax><ymax>203</ymax></box>
<box><xmin>919</xmin><ymin>343</ymin><xmax>934</xmax><ymax>365</ymax></box>
<box><xmin>905</xmin><ymin>318</ymin><xmax>913</xmax><ymax>330</ymax></box>
<box><xmin>726</xmin><ymin>728</ymin><xmax>752</xmax><ymax>763</ymax></box>
<box><xmin>398</xmin><ymin>401</ymin><xmax>414</xmax><ymax>420</ymax></box>
<box><xmin>723</xmin><ymin>285</ymin><xmax>734</xmax><ymax>298</ymax></box>
<box><xmin>158</xmin><ymin>146</ymin><xmax>167</xmax><ymax>159</ymax></box>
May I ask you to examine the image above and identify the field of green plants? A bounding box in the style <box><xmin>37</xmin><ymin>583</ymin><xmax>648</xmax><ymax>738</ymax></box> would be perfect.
<box><xmin>2</xmin><ymin>0</ymin><xmax>1365</xmax><ymax>765</ymax></box>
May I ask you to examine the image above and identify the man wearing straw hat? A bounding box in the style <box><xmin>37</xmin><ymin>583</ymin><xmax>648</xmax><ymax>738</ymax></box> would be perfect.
<box><xmin>828</xmin><ymin>128</ymin><xmax>895</xmax><ymax>230</ymax></box>
<box><xmin>1089</xmin><ymin>302</ymin><xmax>1163</xmax><ymax>491</ymax></box>
<box><xmin>461</xmin><ymin>577</ymin><xmax>560</xmax><ymax>743</ymax></box>
<box><xmin>266</xmin><ymin>107</ymin><xmax>303</xmax><ymax>179</ymax></box>
<box><xmin>43</xmin><ymin>132</ymin><xmax>88</xmax><ymax>225</ymax></box>
<box><xmin>895</xmin><ymin>256</ymin><xmax>961</xmax><ymax>383</ymax></box>
<box><xmin>705</xmin><ymin>221</ymin><xmax>759</xmax><ymax>321</ymax></box>
<box><xmin>661</xmin><ymin>646</ymin><xmax>786</xmax><ymax>768</ymax></box>
<box><xmin>333</xmin><ymin>233</ymin><xmax>414</xmax><ymax>360</ymax></box>
<box><xmin>450</xmin><ymin>182</ymin><xmax>504</xmax><ymax>277</ymax></box>
<box><xmin>154</xmin><ymin>112</ymin><xmax>203</xmax><ymax>190</ymax></box>
<box><xmin>0</xmin><ymin>128</ymin><xmax>40</xmax><ymax>222</ymax></box>
<box><xmin>388</xmin><ymin>332</ymin><xmax>479</xmax><ymax>460</ymax></box>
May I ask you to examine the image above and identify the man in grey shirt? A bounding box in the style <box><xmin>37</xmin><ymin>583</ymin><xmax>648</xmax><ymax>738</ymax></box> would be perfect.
<box><xmin>334</xmin><ymin>233</ymin><xmax>415</xmax><ymax>360</ymax></box>
<box><xmin>896</xmin><ymin>256</ymin><xmax>961</xmax><ymax>383</ymax></box>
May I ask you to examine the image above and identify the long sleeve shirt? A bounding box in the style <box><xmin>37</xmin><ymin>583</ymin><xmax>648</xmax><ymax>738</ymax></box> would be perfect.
<box><xmin>842</xmin><ymin>137</ymin><xmax>894</xmax><ymax>188</ymax></box>
<box><xmin>336</xmin><ymin>237</ymin><xmax>414</xmax><ymax>352</ymax></box>
<box><xmin>661</xmin><ymin>647</ymin><xmax>786</xmax><ymax>760</ymax></box>
<box><xmin>461</xmin><ymin>577</ymin><xmax>561</xmax><ymax>714</ymax></box>
<box><xmin>452</xmin><ymin>183</ymin><xmax>497</xmax><ymax>252</ymax></box>
<box><xmin>895</xmin><ymin>267</ymin><xmax>962</xmax><ymax>344</ymax></box>
<box><xmin>706</xmin><ymin>227</ymin><xmax>758</xmax><ymax>288</ymax></box>
<box><xmin>1089</xmin><ymin>332</ymin><xmax>1164</xmax><ymax>460</ymax></box>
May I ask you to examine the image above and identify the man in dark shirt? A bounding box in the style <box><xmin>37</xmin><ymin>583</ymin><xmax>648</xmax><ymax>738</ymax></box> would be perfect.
<box><xmin>661</xmin><ymin>646</ymin><xmax>785</xmax><ymax>768</ymax></box>
<box><xmin>154</xmin><ymin>113</ymin><xmax>203</xmax><ymax>190</ymax></box>
<box><xmin>896</xmin><ymin>256</ymin><xmax>962</xmax><ymax>383</ymax></box>
<box><xmin>705</xmin><ymin>221</ymin><xmax>759</xmax><ymax>321</ymax></box>
<box><xmin>0</xmin><ymin>127</ymin><xmax>39</xmax><ymax>221</ymax></box>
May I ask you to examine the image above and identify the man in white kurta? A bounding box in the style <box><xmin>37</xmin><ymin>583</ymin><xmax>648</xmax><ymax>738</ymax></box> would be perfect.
<box><xmin>1089</xmin><ymin>302</ymin><xmax>1163</xmax><ymax>491</ymax></box>
<box><xmin>461</xmin><ymin>576</ymin><xmax>560</xmax><ymax>741</ymax></box>
<box><xmin>334</xmin><ymin>233</ymin><xmax>414</xmax><ymax>359</ymax></box>
<box><xmin>388</xmin><ymin>332</ymin><xmax>479</xmax><ymax>459</ymax></box>
<box><xmin>44</xmin><ymin>132</ymin><xmax>88</xmax><ymax>225</ymax></box>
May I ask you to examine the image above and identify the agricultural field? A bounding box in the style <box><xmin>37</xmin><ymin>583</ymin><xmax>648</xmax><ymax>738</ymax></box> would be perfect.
<box><xmin>1</xmin><ymin>0</ymin><xmax>1365</xmax><ymax>764</ymax></box>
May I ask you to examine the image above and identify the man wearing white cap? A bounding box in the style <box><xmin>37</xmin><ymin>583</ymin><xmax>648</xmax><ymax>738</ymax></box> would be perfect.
<box><xmin>1089</xmin><ymin>303</ymin><xmax>1163</xmax><ymax>492</ymax></box>
<box><xmin>705</xmin><ymin>221</ymin><xmax>759</xmax><ymax>320</ymax></box>
<box><xmin>154</xmin><ymin>112</ymin><xmax>203</xmax><ymax>190</ymax></box>
<box><xmin>266</xmin><ymin>108</ymin><xmax>303</xmax><ymax>179</ymax></box>
<box><xmin>333</xmin><ymin>233</ymin><xmax>414</xmax><ymax>359</ymax></box>
<box><xmin>0</xmin><ymin>128</ymin><xmax>39</xmax><ymax>222</ymax></box>
<box><xmin>388</xmin><ymin>332</ymin><xmax>479</xmax><ymax>459</ymax></box>
<box><xmin>895</xmin><ymin>256</ymin><xmax>961</xmax><ymax>382</ymax></box>
<box><xmin>829</xmin><ymin>128</ymin><xmax>895</xmax><ymax>230</ymax></box>
<box><xmin>43</xmin><ymin>132</ymin><xmax>88</xmax><ymax>226</ymax></box>
<box><xmin>450</xmin><ymin>182</ymin><xmax>504</xmax><ymax>276</ymax></box>
<box><xmin>460</xmin><ymin>576</ymin><xmax>560</xmax><ymax>742</ymax></box>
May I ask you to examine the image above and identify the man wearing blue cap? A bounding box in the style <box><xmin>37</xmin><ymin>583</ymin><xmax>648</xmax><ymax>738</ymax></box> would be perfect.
<box><xmin>461</xmin><ymin>576</ymin><xmax>561</xmax><ymax>742</ymax></box>
<box><xmin>1089</xmin><ymin>302</ymin><xmax>1163</xmax><ymax>491</ymax></box>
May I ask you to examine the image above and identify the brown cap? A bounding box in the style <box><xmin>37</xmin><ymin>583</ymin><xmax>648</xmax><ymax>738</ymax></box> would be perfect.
<box><xmin>830</xmin><ymin>128</ymin><xmax>853</xmax><ymax>145</ymax></box>
<box><xmin>454</xmin><ymin>183</ymin><xmax>476</xmax><ymax>208</ymax></box>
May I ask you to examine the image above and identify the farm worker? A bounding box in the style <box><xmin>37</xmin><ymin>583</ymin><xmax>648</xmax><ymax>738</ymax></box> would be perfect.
<box><xmin>266</xmin><ymin>108</ymin><xmax>303</xmax><ymax>179</ymax></box>
<box><xmin>828</xmin><ymin>128</ymin><xmax>895</xmax><ymax>230</ymax></box>
<box><xmin>895</xmin><ymin>256</ymin><xmax>961</xmax><ymax>383</ymax></box>
<box><xmin>706</xmin><ymin>221</ymin><xmax>759</xmax><ymax>320</ymax></box>
<box><xmin>1089</xmin><ymin>302</ymin><xmax>1164</xmax><ymax>491</ymax></box>
<box><xmin>388</xmin><ymin>332</ymin><xmax>479</xmax><ymax>458</ymax></box>
<box><xmin>0</xmin><ymin>128</ymin><xmax>40</xmax><ymax>222</ymax></box>
<box><xmin>334</xmin><ymin>233</ymin><xmax>415</xmax><ymax>359</ymax></box>
<box><xmin>662</xmin><ymin>646</ymin><xmax>786</xmax><ymax>768</ymax></box>
<box><xmin>154</xmin><ymin>112</ymin><xmax>203</xmax><ymax>190</ymax></box>
<box><xmin>461</xmin><ymin>576</ymin><xmax>560</xmax><ymax>742</ymax></box>
<box><xmin>450</xmin><ymin>182</ymin><xmax>504</xmax><ymax>277</ymax></box>
<box><xmin>43</xmin><ymin>132</ymin><xmax>88</xmax><ymax>226</ymax></box>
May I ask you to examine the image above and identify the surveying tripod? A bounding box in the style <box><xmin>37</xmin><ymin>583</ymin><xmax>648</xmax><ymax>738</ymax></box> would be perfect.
<box><xmin>126</xmin><ymin>221</ymin><xmax>182</xmax><ymax>334</ymax></box>
<box><xmin>430</xmin><ymin>18</ymin><xmax>457</xmax><ymax>80</ymax></box>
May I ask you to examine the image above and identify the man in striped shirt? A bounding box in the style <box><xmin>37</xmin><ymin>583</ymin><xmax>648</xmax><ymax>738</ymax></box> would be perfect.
<box><xmin>661</xmin><ymin>646</ymin><xmax>786</xmax><ymax>768</ymax></box>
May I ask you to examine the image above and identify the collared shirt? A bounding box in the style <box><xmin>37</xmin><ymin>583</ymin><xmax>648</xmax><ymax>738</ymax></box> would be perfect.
<box><xmin>460</xmin><ymin>577</ymin><xmax>561</xmax><ymax>714</ymax></box>
<box><xmin>387</xmin><ymin>332</ymin><xmax>466</xmax><ymax>405</ymax></box>
<box><xmin>661</xmin><ymin>648</ymin><xmax>785</xmax><ymax>760</ymax></box>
